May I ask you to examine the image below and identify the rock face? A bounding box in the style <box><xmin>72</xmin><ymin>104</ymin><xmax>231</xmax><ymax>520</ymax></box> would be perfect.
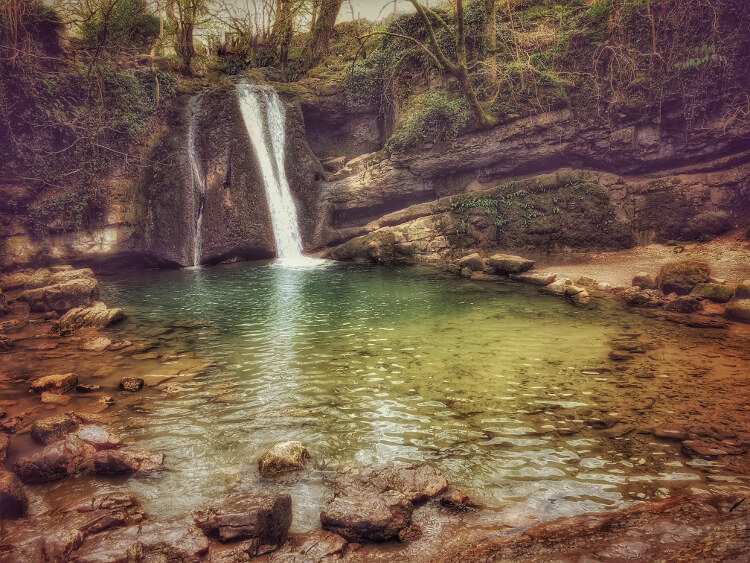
<box><xmin>194</xmin><ymin>492</ymin><xmax>292</xmax><ymax>545</ymax></box>
<box><xmin>486</xmin><ymin>254</ymin><xmax>535</xmax><ymax>275</ymax></box>
<box><xmin>258</xmin><ymin>441</ymin><xmax>310</xmax><ymax>476</ymax></box>
<box><xmin>0</xmin><ymin>470</ymin><xmax>28</xmax><ymax>518</ymax></box>
<box><xmin>320</xmin><ymin>464</ymin><xmax>448</xmax><ymax>543</ymax></box>
<box><xmin>657</xmin><ymin>260</ymin><xmax>712</xmax><ymax>295</ymax></box>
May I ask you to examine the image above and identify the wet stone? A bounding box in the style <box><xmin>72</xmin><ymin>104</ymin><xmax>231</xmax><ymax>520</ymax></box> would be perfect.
<box><xmin>31</xmin><ymin>414</ymin><xmax>79</xmax><ymax>445</ymax></box>
<box><xmin>0</xmin><ymin>470</ymin><xmax>28</xmax><ymax>518</ymax></box>
<box><xmin>30</xmin><ymin>372</ymin><xmax>78</xmax><ymax>394</ymax></box>
<box><xmin>119</xmin><ymin>377</ymin><xmax>144</xmax><ymax>392</ymax></box>
<box><xmin>258</xmin><ymin>441</ymin><xmax>310</xmax><ymax>476</ymax></box>
<box><xmin>194</xmin><ymin>492</ymin><xmax>292</xmax><ymax>544</ymax></box>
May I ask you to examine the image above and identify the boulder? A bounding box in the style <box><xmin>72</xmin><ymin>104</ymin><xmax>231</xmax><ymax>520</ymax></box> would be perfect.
<box><xmin>119</xmin><ymin>377</ymin><xmax>144</xmax><ymax>392</ymax></box>
<box><xmin>656</xmin><ymin>260</ymin><xmax>711</xmax><ymax>295</ymax></box>
<box><xmin>456</xmin><ymin>253</ymin><xmax>485</xmax><ymax>272</ymax></box>
<box><xmin>691</xmin><ymin>282</ymin><xmax>735</xmax><ymax>303</ymax></box>
<box><xmin>194</xmin><ymin>492</ymin><xmax>292</xmax><ymax>544</ymax></box>
<box><xmin>321</xmin><ymin>489</ymin><xmax>412</xmax><ymax>543</ymax></box>
<box><xmin>510</xmin><ymin>271</ymin><xmax>557</xmax><ymax>286</ymax></box>
<box><xmin>92</xmin><ymin>449</ymin><xmax>164</xmax><ymax>475</ymax></box>
<box><xmin>30</xmin><ymin>372</ymin><xmax>78</xmax><ymax>394</ymax></box>
<box><xmin>540</xmin><ymin>277</ymin><xmax>572</xmax><ymax>296</ymax></box>
<box><xmin>31</xmin><ymin>414</ymin><xmax>79</xmax><ymax>445</ymax></box>
<box><xmin>0</xmin><ymin>470</ymin><xmax>28</xmax><ymax>518</ymax></box>
<box><xmin>621</xmin><ymin>287</ymin><xmax>667</xmax><ymax>308</ymax></box>
<box><xmin>258</xmin><ymin>441</ymin><xmax>310</xmax><ymax>476</ymax></box>
<box><xmin>632</xmin><ymin>272</ymin><xmax>657</xmax><ymax>290</ymax></box>
<box><xmin>735</xmin><ymin>280</ymin><xmax>750</xmax><ymax>300</ymax></box>
<box><xmin>18</xmin><ymin>277</ymin><xmax>99</xmax><ymax>313</ymax></box>
<box><xmin>665</xmin><ymin>296</ymin><xmax>704</xmax><ymax>314</ymax></box>
<box><xmin>76</xmin><ymin>425</ymin><xmax>122</xmax><ymax>450</ymax></box>
<box><xmin>55</xmin><ymin>302</ymin><xmax>125</xmax><ymax>334</ymax></box>
<box><xmin>80</xmin><ymin>336</ymin><xmax>112</xmax><ymax>352</ymax></box>
<box><xmin>14</xmin><ymin>435</ymin><xmax>96</xmax><ymax>483</ymax></box>
<box><xmin>320</xmin><ymin>464</ymin><xmax>447</xmax><ymax>543</ymax></box>
<box><xmin>486</xmin><ymin>254</ymin><xmax>535</xmax><ymax>275</ymax></box>
<box><xmin>725</xmin><ymin>300</ymin><xmax>750</xmax><ymax>323</ymax></box>
<box><xmin>71</xmin><ymin>518</ymin><xmax>209</xmax><ymax>562</ymax></box>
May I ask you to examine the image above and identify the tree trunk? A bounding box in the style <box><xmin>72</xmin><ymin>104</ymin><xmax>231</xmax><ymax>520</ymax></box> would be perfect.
<box><xmin>273</xmin><ymin>0</ymin><xmax>294</xmax><ymax>73</ymax></box>
<box><xmin>483</xmin><ymin>0</ymin><xmax>497</xmax><ymax>81</ymax></box>
<box><xmin>305</xmin><ymin>0</ymin><xmax>343</xmax><ymax>68</ymax></box>
<box><xmin>177</xmin><ymin>20</ymin><xmax>195</xmax><ymax>75</ymax></box>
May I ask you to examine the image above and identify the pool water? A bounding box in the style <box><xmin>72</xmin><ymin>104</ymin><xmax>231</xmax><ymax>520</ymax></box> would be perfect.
<box><xmin>36</xmin><ymin>261</ymin><xmax>727</xmax><ymax>530</ymax></box>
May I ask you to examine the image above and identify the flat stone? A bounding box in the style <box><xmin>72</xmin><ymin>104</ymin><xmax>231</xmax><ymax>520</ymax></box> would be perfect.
<box><xmin>194</xmin><ymin>492</ymin><xmax>292</xmax><ymax>544</ymax></box>
<box><xmin>510</xmin><ymin>271</ymin><xmax>557</xmax><ymax>286</ymax></box>
<box><xmin>80</xmin><ymin>337</ymin><xmax>112</xmax><ymax>352</ymax></box>
<box><xmin>321</xmin><ymin>489</ymin><xmax>412</xmax><ymax>543</ymax></box>
<box><xmin>55</xmin><ymin>302</ymin><xmax>125</xmax><ymax>334</ymax></box>
<box><xmin>0</xmin><ymin>470</ymin><xmax>28</xmax><ymax>518</ymax></box>
<box><xmin>653</xmin><ymin>427</ymin><xmax>688</xmax><ymax>441</ymax></box>
<box><xmin>41</xmin><ymin>392</ymin><xmax>72</xmax><ymax>405</ymax></box>
<box><xmin>76</xmin><ymin>425</ymin><xmax>122</xmax><ymax>450</ymax></box>
<box><xmin>19</xmin><ymin>277</ymin><xmax>99</xmax><ymax>313</ymax></box>
<box><xmin>30</xmin><ymin>372</ymin><xmax>78</xmax><ymax>394</ymax></box>
<box><xmin>258</xmin><ymin>441</ymin><xmax>310</xmax><ymax>476</ymax></box>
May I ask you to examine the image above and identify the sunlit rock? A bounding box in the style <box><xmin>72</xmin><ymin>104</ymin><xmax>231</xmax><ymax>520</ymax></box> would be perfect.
<box><xmin>258</xmin><ymin>441</ymin><xmax>310</xmax><ymax>476</ymax></box>
<box><xmin>487</xmin><ymin>253</ymin><xmax>535</xmax><ymax>275</ymax></box>
<box><xmin>30</xmin><ymin>372</ymin><xmax>77</xmax><ymax>394</ymax></box>
<box><xmin>31</xmin><ymin>414</ymin><xmax>79</xmax><ymax>445</ymax></box>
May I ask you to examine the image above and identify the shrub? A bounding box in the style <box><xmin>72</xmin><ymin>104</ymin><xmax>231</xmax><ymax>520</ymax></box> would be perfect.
<box><xmin>386</xmin><ymin>91</ymin><xmax>471</xmax><ymax>153</ymax></box>
<box><xmin>79</xmin><ymin>0</ymin><xmax>160</xmax><ymax>52</ymax></box>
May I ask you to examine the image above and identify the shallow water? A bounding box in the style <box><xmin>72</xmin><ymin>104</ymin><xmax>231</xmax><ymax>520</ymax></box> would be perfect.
<box><xmin>30</xmin><ymin>261</ymin><xmax>738</xmax><ymax>531</ymax></box>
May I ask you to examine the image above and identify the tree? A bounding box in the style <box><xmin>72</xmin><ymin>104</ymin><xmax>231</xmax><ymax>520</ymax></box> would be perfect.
<box><xmin>167</xmin><ymin>0</ymin><xmax>208</xmax><ymax>75</ymax></box>
<box><xmin>406</xmin><ymin>0</ymin><xmax>496</xmax><ymax>128</ymax></box>
<box><xmin>483</xmin><ymin>0</ymin><xmax>497</xmax><ymax>81</ymax></box>
<box><xmin>271</xmin><ymin>0</ymin><xmax>294</xmax><ymax>72</ymax></box>
<box><xmin>304</xmin><ymin>0</ymin><xmax>342</xmax><ymax>68</ymax></box>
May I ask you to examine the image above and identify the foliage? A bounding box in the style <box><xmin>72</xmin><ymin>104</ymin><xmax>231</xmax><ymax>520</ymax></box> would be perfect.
<box><xmin>386</xmin><ymin>91</ymin><xmax>471</xmax><ymax>153</ymax></box>
<box><xmin>0</xmin><ymin>1</ymin><xmax>178</xmax><ymax>235</ymax></box>
<box><xmin>78</xmin><ymin>0</ymin><xmax>160</xmax><ymax>52</ymax></box>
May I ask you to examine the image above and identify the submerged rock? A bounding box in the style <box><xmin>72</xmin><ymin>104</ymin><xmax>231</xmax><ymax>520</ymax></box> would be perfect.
<box><xmin>0</xmin><ymin>470</ymin><xmax>28</xmax><ymax>518</ymax></box>
<box><xmin>92</xmin><ymin>449</ymin><xmax>164</xmax><ymax>475</ymax></box>
<box><xmin>258</xmin><ymin>441</ymin><xmax>310</xmax><ymax>476</ymax></box>
<box><xmin>487</xmin><ymin>253</ymin><xmax>535</xmax><ymax>275</ymax></box>
<box><xmin>76</xmin><ymin>425</ymin><xmax>122</xmax><ymax>450</ymax></box>
<box><xmin>632</xmin><ymin>272</ymin><xmax>657</xmax><ymax>290</ymax></box>
<box><xmin>194</xmin><ymin>492</ymin><xmax>292</xmax><ymax>544</ymax></box>
<box><xmin>80</xmin><ymin>336</ymin><xmax>112</xmax><ymax>352</ymax></box>
<box><xmin>656</xmin><ymin>260</ymin><xmax>711</xmax><ymax>295</ymax></box>
<box><xmin>119</xmin><ymin>377</ymin><xmax>145</xmax><ymax>392</ymax></box>
<box><xmin>31</xmin><ymin>414</ymin><xmax>79</xmax><ymax>445</ymax></box>
<box><xmin>30</xmin><ymin>372</ymin><xmax>78</xmax><ymax>394</ymax></box>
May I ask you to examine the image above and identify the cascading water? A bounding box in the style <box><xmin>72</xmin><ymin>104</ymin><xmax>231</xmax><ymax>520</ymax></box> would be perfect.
<box><xmin>236</xmin><ymin>83</ymin><xmax>306</xmax><ymax>263</ymax></box>
<box><xmin>187</xmin><ymin>95</ymin><xmax>206</xmax><ymax>267</ymax></box>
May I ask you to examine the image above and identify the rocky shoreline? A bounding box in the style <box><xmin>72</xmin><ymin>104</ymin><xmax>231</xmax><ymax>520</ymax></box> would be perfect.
<box><xmin>1</xmin><ymin>262</ymin><xmax>750</xmax><ymax>561</ymax></box>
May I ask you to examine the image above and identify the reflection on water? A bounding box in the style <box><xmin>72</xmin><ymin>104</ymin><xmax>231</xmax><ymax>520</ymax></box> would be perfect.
<box><xmin>40</xmin><ymin>262</ymin><xmax>723</xmax><ymax>529</ymax></box>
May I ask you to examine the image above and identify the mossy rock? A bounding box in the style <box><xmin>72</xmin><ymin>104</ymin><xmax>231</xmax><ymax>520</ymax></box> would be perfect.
<box><xmin>691</xmin><ymin>283</ymin><xmax>735</xmax><ymax>303</ymax></box>
<box><xmin>657</xmin><ymin>260</ymin><xmax>712</xmax><ymax>295</ymax></box>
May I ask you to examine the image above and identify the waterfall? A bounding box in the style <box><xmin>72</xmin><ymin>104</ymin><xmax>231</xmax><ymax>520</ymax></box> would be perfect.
<box><xmin>236</xmin><ymin>83</ymin><xmax>306</xmax><ymax>262</ymax></box>
<box><xmin>187</xmin><ymin>95</ymin><xmax>206</xmax><ymax>267</ymax></box>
